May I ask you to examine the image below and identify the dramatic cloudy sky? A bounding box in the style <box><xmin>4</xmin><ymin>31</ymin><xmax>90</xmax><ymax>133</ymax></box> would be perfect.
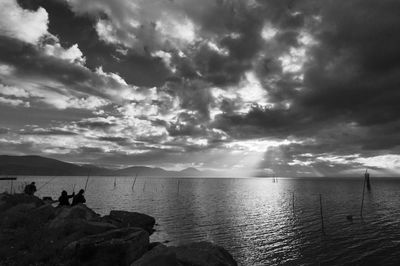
<box><xmin>1</xmin><ymin>0</ymin><xmax>400</xmax><ymax>176</ymax></box>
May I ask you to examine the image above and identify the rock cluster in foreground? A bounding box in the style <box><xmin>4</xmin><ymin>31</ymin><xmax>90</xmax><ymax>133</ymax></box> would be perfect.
<box><xmin>0</xmin><ymin>193</ymin><xmax>237</xmax><ymax>266</ymax></box>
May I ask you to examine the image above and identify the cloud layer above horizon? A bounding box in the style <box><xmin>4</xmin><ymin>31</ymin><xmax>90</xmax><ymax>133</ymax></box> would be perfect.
<box><xmin>1</xmin><ymin>0</ymin><xmax>400</xmax><ymax>176</ymax></box>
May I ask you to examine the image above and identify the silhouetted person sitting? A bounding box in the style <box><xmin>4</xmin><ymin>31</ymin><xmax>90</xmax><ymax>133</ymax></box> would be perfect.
<box><xmin>24</xmin><ymin>182</ymin><xmax>37</xmax><ymax>195</ymax></box>
<box><xmin>58</xmin><ymin>190</ymin><xmax>75</xmax><ymax>206</ymax></box>
<box><xmin>72</xmin><ymin>189</ymin><xmax>86</xmax><ymax>206</ymax></box>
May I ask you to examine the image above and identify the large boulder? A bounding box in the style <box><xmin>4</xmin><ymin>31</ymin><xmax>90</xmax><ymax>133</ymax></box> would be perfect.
<box><xmin>48</xmin><ymin>204</ymin><xmax>99</xmax><ymax>229</ymax></box>
<box><xmin>64</xmin><ymin>227</ymin><xmax>149</xmax><ymax>266</ymax></box>
<box><xmin>103</xmin><ymin>210</ymin><xmax>155</xmax><ymax>234</ymax></box>
<box><xmin>46</xmin><ymin>204</ymin><xmax>116</xmax><ymax>248</ymax></box>
<box><xmin>50</xmin><ymin>204</ymin><xmax>99</xmax><ymax>226</ymax></box>
<box><xmin>31</xmin><ymin>204</ymin><xmax>57</xmax><ymax>222</ymax></box>
<box><xmin>171</xmin><ymin>242</ymin><xmax>237</xmax><ymax>266</ymax></box>
<box><xmin>131</xmin><ymin>244</ymin><xmax>181</xmax><ymax>266</ymax></box>
<box><xmin>48</xmin><ymin>218</ymin><xmax>118</xmax><ymax>243</ymax></box>
<box><xmin>0</xmin><ymin>193</ymin><xmax>43</xmax><ymax>212</ymax></box>
<box><xmin>0</xmin><ymin>203</ymin><xmax>39</xmax><ymax>228</ymax></box>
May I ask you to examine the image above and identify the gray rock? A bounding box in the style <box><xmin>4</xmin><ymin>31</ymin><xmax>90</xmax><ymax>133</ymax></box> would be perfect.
<box><xmin>0</xmin><ymin>203</ymin><xmax>37</xmax><ymax>228</ymax></box>
<box><xmin>49</xmin><ymin>204</ymin><xmax>99</xmax><ymax>229</ymax></box>
<box><xmin>171</xmin><ymin>242</ymin><xmax>237</xmax><ymax>266</ymax></box>
<box><xmin>103</xmin><ymin>210</ymin><xmax>155</xmax><ymax>234</ymax></box>
<box><xmin>131</xmin><ymin>244</ymin><xmax>180</xmax><ymax>266</ymax></box>
<box><xmin>0</xmin><ymin>193</ymin><xmax>43</xmax><ymax>212</ymax></box>
<box><xmin>31</xmin><ymin>204</ymin><xmax>57</xmax><ymax>222</ymax></box>
<box><xmin>65</xmin><ymin>227</ymin><xmax>149</xmax><ymax>266</ymax></box>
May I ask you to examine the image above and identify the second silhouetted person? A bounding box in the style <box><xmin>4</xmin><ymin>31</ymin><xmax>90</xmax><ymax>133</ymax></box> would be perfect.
<box><xmin>71</xmin><ymin>189</ymin><xmax>86</xmax><ymax>206</ymax></box>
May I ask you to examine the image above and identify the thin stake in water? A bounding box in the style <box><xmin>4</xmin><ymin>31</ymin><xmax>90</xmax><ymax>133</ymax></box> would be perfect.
<box><xmin>113</xmin><ymin>177</ymin><xmax>117</xmax><ymax>188</ymax></box>
<box><xmin>319</xmin><ymin>194</ymin><xmax>325</xmax><ymax>234</ymax></box>
<box><xmin>177</xmin><ymin>179</ymin><xmax>180</xmax><ymax>194</ymax></box>
<box><xmin>292</xmin><ymin>192</ymin><xmax>295</xmax><ymax>213</ymax></box>
<box><xmin>360</xmin><ymin>170</ymin><xmax>367</xmax><ymax>217</ymax></box>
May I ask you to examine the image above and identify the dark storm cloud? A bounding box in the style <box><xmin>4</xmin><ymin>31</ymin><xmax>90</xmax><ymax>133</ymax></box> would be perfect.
<box><xmin>16</xmin><ymin>0</ymin><xmax>171</xmax><ymax>87</ymax></box>
<box><xmin>76</xmin><ymin>120</ymin><xmax>116</xmax><ymax>129</ymax></box>
<box><xmin>19</xmin><ymin>128</ymin><xmax>77</xmax><ymax>136</ymax></box>
<box><xmin>98</xmin><ymin>136</ymin><xmax>128</xmax><ymax>142</ymax></box>
<box><xmin>0</xmin><ymin>36</ymin><xmax>103</xmax><ymax>99</ymax></box>
<box><xmin>1</xmin><ymin>0</ymin><xmax>399</xmax><ymax>173</ymax></box>
<box><xmin>208</xmin><ymin>0</ymin><xmax>400</xmax><ymax>154</ymax></box>
<box><xmin>97</xmin><ymin>136</ymin><xmax>130</xmax><ymax>146</ymax></box>
<box><xmin>167</xmin><ymin>113</ymin><xmax>207</xmax><ymax>137</ymax></box>
<box><xmin>300</xmin><ymin>0</ymin><xmax>400</xmax><ymax>125</ymax></box>
<box><xmin>78</xmin><ymin>146</ymin><xmax>105</xmax><ymax>154</ymax></box>
<box><xmin>166</xmin><ymin>3</ymin><xmax>266</xmax><ymax>87</ymax></box>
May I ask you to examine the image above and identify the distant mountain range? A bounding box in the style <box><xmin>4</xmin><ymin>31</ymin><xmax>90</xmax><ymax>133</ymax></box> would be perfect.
<box><xmin>0</xmin><ymin>155</ymin><xmax>218</xmax><ymax>177</ymax></box>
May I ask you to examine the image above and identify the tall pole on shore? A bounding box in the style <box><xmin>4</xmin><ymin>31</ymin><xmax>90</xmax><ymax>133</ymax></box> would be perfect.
<box><xmin>319</xmin><ymin>194</ymin><xmax>325</xmax><ymax>234</ymax></box>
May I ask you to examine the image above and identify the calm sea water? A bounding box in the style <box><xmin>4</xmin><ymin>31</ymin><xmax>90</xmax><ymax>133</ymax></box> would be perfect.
<box><xmin>2</xmin><ymin>176</ymin><xmax>400</xmax><ymax>265</ymax></box>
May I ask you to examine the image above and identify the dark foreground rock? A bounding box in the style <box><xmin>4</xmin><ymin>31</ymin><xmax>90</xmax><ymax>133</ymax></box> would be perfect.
<box><xmin>103</xmin><ymin>210</ymin><xmax>156</xmax><ymax>234</ymax></box>
<box><xmin>64</xmin><ymin>227</ymin><xmax>149</xmax><ymax>266</ymax></box>
<box><xmin>0</xmin><ymin>193</ymin><xmax>237</xmax><ymax>266</ymax></box>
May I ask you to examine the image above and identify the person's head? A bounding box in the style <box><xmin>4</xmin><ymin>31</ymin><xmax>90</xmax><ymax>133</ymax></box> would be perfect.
<box><xmin>61</xmin><ymin>190</ymin><xmax>67</xmax><ymax>196</ymax></box>
<box><xmin>31</xmin><ymin>182</ymin><xmax>35</xmax><ymax>185</ymax></box>
<box><xmin>79</xmin><ymin>189</ymin><xmax>85</xmax><ymax>194</ymax></box>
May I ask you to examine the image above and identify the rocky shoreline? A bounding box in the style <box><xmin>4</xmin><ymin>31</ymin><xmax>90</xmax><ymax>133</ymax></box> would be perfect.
<box><xmin>0</xmin><ymin>193</ymin><xmax>237</xmax><ymax>266</ymax></box>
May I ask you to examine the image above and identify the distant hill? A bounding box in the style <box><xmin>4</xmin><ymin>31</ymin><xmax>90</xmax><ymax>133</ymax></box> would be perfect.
<box><xmin>0</xmin><ymin>155</ymin><xmax>214</xmax><ymax>177</ymax></box>
<box><xmin>113</xmin><ymin>166</ymin><xmax>171</xmax><ymax>177</ymax></box>
<box><xmin>180</xmin><ymin>167</ymin><xmax>202</xmax><ymax>176</ymax></box>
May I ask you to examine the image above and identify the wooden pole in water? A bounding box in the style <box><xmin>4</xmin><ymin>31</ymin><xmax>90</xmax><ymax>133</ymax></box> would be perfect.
<box><xmin>177</xmin><ymin>179</ymin><xmax>180</xmax><ymax>194</ymax></box>
<box><xmin>319</xmin><ymin>194</ymin><xmax>325</xmax><ymax>234</ymax></box>
<box><xmin>143</xmin><ymin>180</ymin><xmax>146</xmax><ymax>192</ymax></box>
<box><xmin>292</xmin><ymin>192</ymin><xmax>295</xmax><ymax>213</ymax></box>
<box><xmin>360</xmin><ymin>173</ymin><xmax>367</xmax><ymax>217</ymax></box>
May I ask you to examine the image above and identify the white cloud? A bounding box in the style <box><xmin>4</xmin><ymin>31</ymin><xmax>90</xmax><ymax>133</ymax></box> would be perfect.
<box><xmin>0</xmin><ymin>0</ymin><xmax>49</xmax><ymax>44</ymax></box>
<box><xmin>96</xmin><ymin>19</ymin><xmax>121</xmax><ymax>44</ymax></box>
<box><xmin>0</xmin><ymin>84</ymin><xmax>29</xmax><ymax>98</ymax></box>
<box><xmin>151</xmin><ymin>51</ymin><xmax>175</xmax><ymax>72</ymax></box>
<box><xmin>355</xmin><ymin>155</ymin><xmax>400</xmax><ymax>170</ymax></box>
<box><xmin>42</xmin><ymin>43</ymin><xmax>86</xmax><ymax>65</ymax></box>
<box><xmin>0</xmin><ymin>96</ymin><xmax>30</xmax><ymax>107</ymax></box>
<box><xmin>261</xmin><ymin>23</ymin><xmax>278</xmax><ymax>41</ymax></box>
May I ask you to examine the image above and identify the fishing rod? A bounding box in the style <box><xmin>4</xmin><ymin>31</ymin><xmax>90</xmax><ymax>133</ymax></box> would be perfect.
<box><xmin>72</xmin><ymin>184</ymin><xmax>76</xmax><ymax>193</ymax></box>
<box><xmin>132</xmin><ymin>174</ymin><xmax>138</xmax><ymax>190</ymax></box>
<box><xmin>84</xmin><ymin>170</ymin><xmax>91</xmax><ymax>191</ymax></box>
<box><xmin>37</xmin><ymin>176</ymin><xmax>58</xmax><ymax>192</ymax></box>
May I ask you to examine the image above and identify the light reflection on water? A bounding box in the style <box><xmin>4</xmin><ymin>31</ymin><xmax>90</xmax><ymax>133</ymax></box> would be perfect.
<box><xmin>2</xmin><ymin>176</ymin><xmax>400</xmax><ymax>265</ymax></box>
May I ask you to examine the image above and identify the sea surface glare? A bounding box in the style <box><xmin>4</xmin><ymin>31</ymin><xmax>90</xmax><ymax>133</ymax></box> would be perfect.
<box><xmin>2</xmin><ymin>177</ymin><xmax>400</xmax><ymax>265</ymax></box>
